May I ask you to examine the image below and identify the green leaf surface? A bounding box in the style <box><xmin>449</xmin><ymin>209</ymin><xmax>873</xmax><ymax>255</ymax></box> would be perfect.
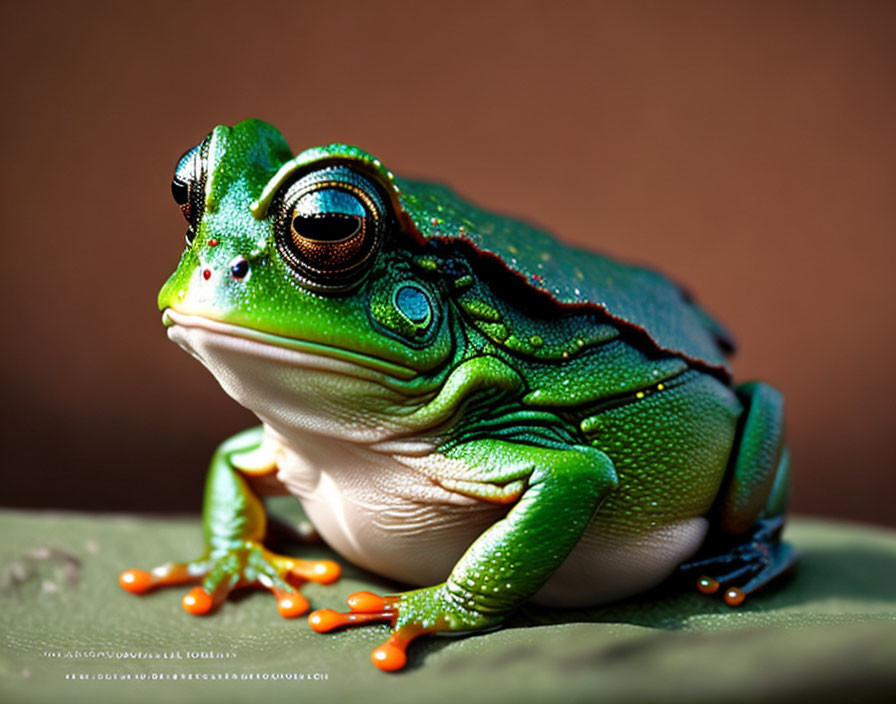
<box><xmin>2</xmin><ymin>503</ymin><xmax>895</xmax><ymax>704</ymax></box>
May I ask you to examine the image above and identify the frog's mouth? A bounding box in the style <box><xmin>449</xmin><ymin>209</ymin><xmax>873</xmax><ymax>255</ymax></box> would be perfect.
<box><xmin>162</xmin><ymin>308</ymin><xmax>418</xmax><ymax>383</ymax></box>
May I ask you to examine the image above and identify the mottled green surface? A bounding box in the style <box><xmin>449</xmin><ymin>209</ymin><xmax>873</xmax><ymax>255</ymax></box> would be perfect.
<box><xmin>2</xmin><ymin>503</ymin><xmax>895</xmax><ymax>704</ymax></box>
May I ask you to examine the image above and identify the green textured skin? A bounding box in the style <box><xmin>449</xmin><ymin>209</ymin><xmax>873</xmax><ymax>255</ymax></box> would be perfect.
<box><xmin>719</xmin><ymin>382</ymin><xmax>788</xmax><ymax>534</ymax></box>
<box><xmin>146</xmin><ymin>119</ymin><xmax>791</xmax><ymax>659</ymax></box>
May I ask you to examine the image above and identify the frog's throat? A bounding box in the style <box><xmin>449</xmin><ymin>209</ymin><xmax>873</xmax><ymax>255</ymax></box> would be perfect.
<box><xmin>162</xmin><ymin>309</ymin><xmax>418</xmax><ymax>384</ymax></box>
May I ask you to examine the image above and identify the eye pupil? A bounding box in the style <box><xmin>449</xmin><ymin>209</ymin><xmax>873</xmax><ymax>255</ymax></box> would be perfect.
<box><xmin>292</xmin><ymin>214</ymin><xmax>361</xmax><ymax>242</ymax></box>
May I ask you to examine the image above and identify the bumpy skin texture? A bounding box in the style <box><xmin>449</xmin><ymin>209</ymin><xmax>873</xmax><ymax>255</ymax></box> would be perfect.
<box><xmin>120</xmin><ymin>120</ymin><xmax>795</xmax><ymax>671</ymax></box>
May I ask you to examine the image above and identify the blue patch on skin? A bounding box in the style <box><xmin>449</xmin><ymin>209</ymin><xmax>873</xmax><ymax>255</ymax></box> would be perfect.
<box><xmin>395</xmin><ymin>285</ymin><xmax>432</xmax><ymax>326</ymax></box>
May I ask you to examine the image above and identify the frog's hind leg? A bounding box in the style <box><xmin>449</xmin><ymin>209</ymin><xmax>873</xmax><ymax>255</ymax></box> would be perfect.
<box><xmin>680</xmin><ymin>513</ymin><xmax>797</xmax><ymax>606</ymax></box>
<box><xmin>678</xmin><ymin>381</ymin><xmax>797</xmax><ymax>606</ymax></box>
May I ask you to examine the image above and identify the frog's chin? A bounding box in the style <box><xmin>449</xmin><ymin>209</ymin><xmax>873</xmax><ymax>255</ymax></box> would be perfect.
<box><xmin>162</xmin><ymin>308</ymin><xmax>422</xmax><ymax>442</ymax></box>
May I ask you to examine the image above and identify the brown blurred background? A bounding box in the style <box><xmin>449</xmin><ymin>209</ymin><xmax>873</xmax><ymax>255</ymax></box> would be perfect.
<box><xmin>1</xmin><ymin>1</ymin><xmax>894</xmax><ymax>526</ymax></box>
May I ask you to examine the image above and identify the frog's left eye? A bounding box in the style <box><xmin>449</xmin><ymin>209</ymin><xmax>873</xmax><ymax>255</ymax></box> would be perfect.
<box><xmin>171</xmin><ymin>137</ymin><xmax>210</xmax><ymax>245</ymax></box>
<box><xmin>274</xmin><ymin>166</ymin><xmax>386</xmax><ymax>292</ymax></box>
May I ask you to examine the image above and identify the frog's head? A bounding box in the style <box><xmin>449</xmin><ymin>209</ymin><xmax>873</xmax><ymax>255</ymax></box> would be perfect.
<box><xmin>159</xmin><ymin>120</ymin><xmax>457</xmax><ymax>439</ymax></box>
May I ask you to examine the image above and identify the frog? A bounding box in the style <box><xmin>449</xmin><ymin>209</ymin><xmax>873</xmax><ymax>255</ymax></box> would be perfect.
<box><xmin>120</xmin><ymin>119</ymin><xmax>796</xmax><ymax>671</ymax></box>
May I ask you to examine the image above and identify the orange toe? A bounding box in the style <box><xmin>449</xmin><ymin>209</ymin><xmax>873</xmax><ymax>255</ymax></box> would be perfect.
<box><xmin>724</xmin><ymin>587</ymin><xmax>746</xmax><ymax>606</ymax></box>
<box><xmin>275</xmin><ymin>589</ymin><xmax>310</xmax><ymax>618</ymax></box>
<box><xmin>119</xmin><ymin>569</ymin><xmax>154</xmax><ymax>594</ymax></box>
<box><xmin>347</xmin><ymin>591</ymin><xmax>391</xmax><ymax>613</ymax></box>
<box><xmin>371</xmin><ymin>642</ymin><xmax>407</xmax><ymax>672</ymax></box>
<box><xmin>308</xmin><ymin>609</ymin><xmax>345</xmax><ymax>633</ymax></box>
<box><xmin>182</xmin><ymin>586</ymin><xmax>214</xmax><ymax>615</ymax></box>
<box><xmin>696</xmin><ymin>576</ymin><xmax>720</xmax><ymax>594</ymax></box>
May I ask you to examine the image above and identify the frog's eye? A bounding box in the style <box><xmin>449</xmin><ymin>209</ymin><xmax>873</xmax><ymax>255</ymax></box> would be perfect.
<box><xmin>275</xmin><ymin>166</ymin><xmax>386</xmax><ymax>292</ymax></box>
<box><xmin>171</xmin><ymin>137</ymin><xmax>210</xmax><ymax>245</ymax></box>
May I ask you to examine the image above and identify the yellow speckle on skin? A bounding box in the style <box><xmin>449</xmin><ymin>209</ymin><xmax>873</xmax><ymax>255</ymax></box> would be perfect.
<box><xmin>657</xmin><ymin>383</ymin><xmax>665</xmax><ymax>390</ymax></box>
<box><xmin>580</xmin><ymin>416</ymin><xmax>601</xmax><ymax>435</ymax></box>
<box><xmin>636</xmin><ymin>391</ymin><xmax>645</xmax><ymax>399</ymax></box>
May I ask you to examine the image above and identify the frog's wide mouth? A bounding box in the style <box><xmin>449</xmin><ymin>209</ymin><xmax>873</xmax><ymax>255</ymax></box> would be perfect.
<box><xmin>162</xmin><ymin>308</ymin><xmax>419</xmax><ymax>382</ymax></box>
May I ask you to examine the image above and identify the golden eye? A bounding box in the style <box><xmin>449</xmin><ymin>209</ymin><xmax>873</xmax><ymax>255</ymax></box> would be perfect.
<box><xmin>276</xmin><ymin>166</ymin><xmax>386</xmax><ymax>291</ymax></box>
<box><xmin>289</xmin><ymin>211</ymin><xmax>366</xmax><ymax>272</ymax></box>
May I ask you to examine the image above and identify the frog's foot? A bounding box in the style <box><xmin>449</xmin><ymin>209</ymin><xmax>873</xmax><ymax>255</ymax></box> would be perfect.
<box><xmin>679</xmin><ymin>516</ymin><xmax>797</xmax><ymax>606</ymax></box>
<box><xmin>308</xmin><ymin>586</ymin><xmax>502</xmax><ymax>672</ymax></box>
<box><xmin>119</xmin><ymin>543</ymin><xmax>340</xmax><ymax>618</ymax></box>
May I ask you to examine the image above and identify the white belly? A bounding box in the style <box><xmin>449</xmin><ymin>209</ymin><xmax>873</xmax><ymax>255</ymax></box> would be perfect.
<box><xmin>270</xmin><ymin>427</ymin><xmax>708</xmax><ymax>607</ymax></box>
<box><xmin>272</xmin><ymin>426</ymin><xmax>506</xmax><ymax>587</ymax></box>
<box><xmin>534</xmin><ymin>516</ymin><xmax>708</xmax><ymax>606</ymax></box>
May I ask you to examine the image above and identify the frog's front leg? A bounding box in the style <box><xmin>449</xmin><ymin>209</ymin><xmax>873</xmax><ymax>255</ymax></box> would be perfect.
<box><xmin>119</xmin><ymin>426</ymin><xmax>340</xmax><ymax>617</ymax></box>
<box><xmin>310</xmin><ymin>439</ymin><xmax>618</xmax><ymax>671</ymax></box>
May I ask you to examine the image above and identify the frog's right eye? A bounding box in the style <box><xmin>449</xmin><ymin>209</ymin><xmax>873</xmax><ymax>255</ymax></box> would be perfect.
<box><xmin>274</xmin><ymin>165</ymin><xmax>387</xmax><ymax>292</ymax></box>
<box><xmin>171</xmin><ymin>137</ymin><xmax>210</xmax><ymax>245</ymax></box>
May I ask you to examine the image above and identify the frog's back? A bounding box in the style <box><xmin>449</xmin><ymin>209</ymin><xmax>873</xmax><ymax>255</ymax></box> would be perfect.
<box><xmin>396</xmin><ymin>178</ymin><xmax>733</xmax><ymax>376</ymax></box>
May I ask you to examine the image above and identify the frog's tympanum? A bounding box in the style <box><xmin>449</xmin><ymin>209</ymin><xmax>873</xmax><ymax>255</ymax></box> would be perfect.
<box><xmin>120</xmin><ymin>120</ymin><xmax>795</xmax><ymax>671</ymax></box>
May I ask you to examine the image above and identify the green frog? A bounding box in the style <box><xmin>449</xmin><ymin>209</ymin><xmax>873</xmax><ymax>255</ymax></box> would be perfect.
<box><xmin>120</xmin><ymin>119</ymin><xmax>795</xmax><ymax>671</ymax></box>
